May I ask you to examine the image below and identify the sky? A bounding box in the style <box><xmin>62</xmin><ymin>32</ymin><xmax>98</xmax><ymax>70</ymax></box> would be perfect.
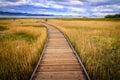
<box><xmin>0</xmin><ymin>0</ymin><xmax>120</xmax><ymax>17</ymax></box>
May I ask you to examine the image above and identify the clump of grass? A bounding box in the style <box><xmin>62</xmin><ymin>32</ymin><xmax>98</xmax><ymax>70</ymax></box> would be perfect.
<box><xmin>0</xmin><ymin>31</ymin><xmax>38</xmax><ymax>43</ymax></box>
<box><xmin>21</xmin><ymin>24</ymin><xmax>44</xmax><ymax>28</ymax></box>
<box><xmin>0</xmin><ymin>19</ymin><xmax>47</xmax><ymax>80</ymax></box>
<box><xmin>48</xmin><ymin>19</ymin><xmax>120</xmax><ymax>80</ymax></box>
<box><xmin>64</xmin><ymin>26</ymin><xmax>96</xmax><ymax>31</ymax></box>
<box><xmin>13</xmin><ymin>32</ymin><xmax>38</xmax><ymax>43</ymax></box>
<box><xmin>0</xmin><ymin>26</ymin><xmax>8</xmax><ymax>31</ymax></box>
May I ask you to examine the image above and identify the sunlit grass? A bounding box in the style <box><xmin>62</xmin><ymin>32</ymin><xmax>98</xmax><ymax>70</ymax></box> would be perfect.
<box><xmin>48</xmin><ymin>19</ymin><xmax>120</xmax><ymax>80</ymax></box>
<box><xmin>0</xmin><ymin>19</ymin><xmax>47</xmax><ymax>80</ymax></box>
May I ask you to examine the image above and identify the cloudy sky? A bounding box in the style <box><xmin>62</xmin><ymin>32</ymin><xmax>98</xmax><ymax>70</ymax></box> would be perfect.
<box><xmin>0</xmin><ymin>0</ymin><xmax>120</xmax><ymax>17</ymax></box>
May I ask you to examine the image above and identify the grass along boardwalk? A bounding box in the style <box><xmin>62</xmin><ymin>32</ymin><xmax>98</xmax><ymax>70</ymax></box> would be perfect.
<box><xmin>30</xmin><ymin>22</ymin><xmax>90</xmax><ymax>80</ymax></box>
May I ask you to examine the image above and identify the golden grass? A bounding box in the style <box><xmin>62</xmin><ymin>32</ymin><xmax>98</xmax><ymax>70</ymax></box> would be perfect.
<box><xmin>48</xmin><ymin>19</ymin><xmax>120</xmax><ymax>80</ymax></box>
<box><xmin>0</xmin><ymin>19</ymin><xmax>47</xmax><ymax>80</ymax></box>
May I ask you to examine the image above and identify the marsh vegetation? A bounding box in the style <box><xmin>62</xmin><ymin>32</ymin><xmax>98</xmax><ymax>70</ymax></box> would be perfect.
<box><xmin>0</xmin><ymin>18</ymin><xmax>47</xmax><ymax>80</ymax></box>
<box><xmin>48</xmin><ymin>19</ymin><xmax>120</xmax><ymax>80</ymax></box>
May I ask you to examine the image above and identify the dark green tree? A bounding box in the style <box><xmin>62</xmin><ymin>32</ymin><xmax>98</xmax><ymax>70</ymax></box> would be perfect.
<box><xmin>105</xmin><ymin>14</ymin><xmax>120</xmax><ymax>18</ymax></box>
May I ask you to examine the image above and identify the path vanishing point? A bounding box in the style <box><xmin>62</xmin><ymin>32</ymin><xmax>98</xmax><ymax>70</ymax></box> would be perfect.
<box><xmin>30</xmin><ymin>22</ymin><xmax>90</xmax><ymax>80</ymax></box>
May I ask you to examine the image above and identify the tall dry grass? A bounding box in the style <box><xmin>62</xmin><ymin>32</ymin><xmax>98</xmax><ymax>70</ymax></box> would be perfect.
<box><xmin>0</xmin><ymin>19</ymin><xmax>47</xmax><ymax>80</ymax></box>
<box><xmin>48</xmin><ymin>19</ymin><xmax>120</xmax><ymax>80</ymax></box>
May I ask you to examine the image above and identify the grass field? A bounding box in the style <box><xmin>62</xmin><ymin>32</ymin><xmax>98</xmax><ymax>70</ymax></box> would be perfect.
<box><xmin>48</xmin><ymin>19</ymin><xmax>120</xmax><ymax>80</ymax></box>
<box><xmin>49</xmin><ymin>18</ymin><xmax>120</xmax><ymax>21</ymax></box>
<box><xmin>0</xmin><ymin>18</ymin><xmax>47</xmax><ymax>80</ymax></box>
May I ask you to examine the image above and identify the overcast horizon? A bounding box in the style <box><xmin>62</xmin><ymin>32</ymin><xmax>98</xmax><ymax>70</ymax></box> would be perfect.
<box><xmin>0</xmin><ymin>0</ymin><xmax>120</xmax><ymax>17</ymax></box>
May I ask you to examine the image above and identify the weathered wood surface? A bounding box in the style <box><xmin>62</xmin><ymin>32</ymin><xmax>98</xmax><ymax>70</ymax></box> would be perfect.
<box><xmin>32</xmin><ymin>23</ymin><xmax>87</xmax><ymax>80</ymax></box>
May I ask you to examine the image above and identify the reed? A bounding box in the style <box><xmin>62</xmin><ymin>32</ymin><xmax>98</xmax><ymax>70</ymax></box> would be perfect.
<box><xmin>0</xmin><ymin>18</ymin><xmax>47</xmax><ymax>80</ymax></box>
<box><xmin>48</xmin><ymin>19</ymin><xmax>120</xmax><ymax>80</ymax></box>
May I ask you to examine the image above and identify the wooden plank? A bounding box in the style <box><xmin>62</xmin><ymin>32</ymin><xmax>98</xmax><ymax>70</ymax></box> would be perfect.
<box><xmin>45</xmin><ymin>48</ymin><xmax>72</xmax><ymax>51</ymax></box>
<box><xmin>34</xmin><ymin>71</ymin><xmax>86</xmax><ymax>79</ymax></box>
<box><xmin>47</xmin><ymin>47</ymin><xmax>70</xmax><ymax>49</ymax></box>
<box><xmin>49</xmin><ymin>39</ymin><xmax>66</xmax><ymax>40</ymax></box>
<box><xmin>47</xmin><ymin>43</ymin><xmax>69</xmax><ymax>45</ymax></box>
<box><xmin>31</xmin><ymin>23</ymin><xmax>87</xmax><ymax>80</ymax></box>
<box><xmin>43</xmin><ymin>53</ymin><xmax>74</xmax><ymax>55</ymax></box>
<box><xmin>42</xmin><ymin>54</ymin><xmax>76</xmax><ymax>60</ymax></box>
<box><xmin>34</xmin><ymin>79</ymin><xmax>85</xmax><ymax>80</ymax></box>
<box><xmin>43</xmin><ymin>52</ymin><xmax>74</xmax><ymax>54</ymax></box>
<box><xmin>48</xmin><ymin>41</ymin><xmax>67</xmax><ymax>43</ymax></box>
<box><xmin>43</xmin><ymin>55</ymin><xmax>75</xmax><ymax>58</ymax></box>
<box><xmin>43</xmin><ymin>54</ymin><xmax>75</xmax><ymax>58</ymax></box>
<box><xmin>41</xmin><ymin>60</ymin><xmax>78</xmax><ymax>65</ymax></box>
<box><xmin>42</xmin><ymin>58</ymin><xmax>77</xmax><ymax>61</ymax></box>
<box><xmin>47</xmin><ymin>44</ymin><xmax>69</xmax><ymax>46</ymax></box>
<box><xmin>48</xmin><ymin>40</ymin><xmax>67</xmax><ymax>42</ymax></box>
<box><xmin>40</xmin><ymin>63</ymin><xmax>80</xmax><ymax>66</ymax></box>
<box><xmin>50</xmin><ymin>34</ymin><xmax>64</xmax><ymax>36</ymax></box>
<box><xmin>43</xmin><ymin>54</ymin><xmax>76</xmax><ymax>58</ymax></box>
<box><xmin>37</xmin><ymin>64</ymin><xmax>82</xmax><ymax>72</ymax></box>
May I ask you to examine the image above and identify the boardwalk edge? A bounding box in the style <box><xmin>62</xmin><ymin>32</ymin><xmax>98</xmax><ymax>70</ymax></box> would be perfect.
<box><xmin>29</xmin><ymin>22</ymin><xmax>49</xmax><ymax>80</ymax></box>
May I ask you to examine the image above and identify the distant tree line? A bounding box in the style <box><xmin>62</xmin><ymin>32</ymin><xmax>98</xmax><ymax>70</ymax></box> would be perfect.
<box><xmin>105</xmin><ymin>14</ymin><xmax>120</xmax><ymax>18</ymax></box>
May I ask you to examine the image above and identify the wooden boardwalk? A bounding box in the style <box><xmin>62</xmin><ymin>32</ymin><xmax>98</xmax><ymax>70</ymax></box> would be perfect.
<box><xmin>30</xmin><ymin>22</ymin><xmax>89</xmax><ymax>80</ymax></box>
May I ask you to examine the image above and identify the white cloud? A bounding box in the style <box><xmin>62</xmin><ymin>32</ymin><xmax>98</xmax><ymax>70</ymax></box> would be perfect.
<box><xmin>49</xmin><ymin>0</ymin><xmax>84</xmax><ymax>6</ymax></box>
<box><xmin>68</xmin><ymin>7</ymin><xmax>86</xmax><ymax>12</ymax></box>
<box><xmin>92</xmin><ymin>12</ymin><xmax>116</xmax><ymax>17</ymax></box>
<box><xmin>29</xmin><ymin>1</ymin><xmax>64</xmax><ymax>9</ymax></box>
<box><xmin>36</xmin><ymin>11</ymin><xmax>80</xmax><ymax>16</ymax></box>
<box><xmin>29</xmin><ymin>3</ymin><xmax>49</xmax><ymax>8</ymax></box>
<box><xmin>70</xmin><ymin>0</ymin><xmax>83</xmax><ymax>5</ymax></box>
<box><xmin>92</xmin><ymin>8</ymin><xmax>113</xmax><ymax>12</ymax></box>
<box><xmin>108</xmin><ymin>5</ymin><xmax>120</xmax><ymax>9</ymax></box>
<box><xmin>87</xmin><ymin>0</ymin><xmax>109</xmax><ymax>3</ymax></box>
<box><xmin>51</xmin><ymin>4</ymin><xmax>64</xmax><ymax>9</ymax></box>
<box><xmin>92</xmin><ymin>4</ymin><xmax>120</xmax><ymax>12</ymax></box>
<box><xmin>0</xmin><ymin>0</ymin><xmax>30</xmax><ymax>6</ymax></box>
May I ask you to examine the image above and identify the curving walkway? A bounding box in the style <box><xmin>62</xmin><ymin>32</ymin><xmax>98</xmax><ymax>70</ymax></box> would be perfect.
<box><xmin>30</xmin><ymin>22</ymin><xmax>88</xmax><ymax>80</ymax></box>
